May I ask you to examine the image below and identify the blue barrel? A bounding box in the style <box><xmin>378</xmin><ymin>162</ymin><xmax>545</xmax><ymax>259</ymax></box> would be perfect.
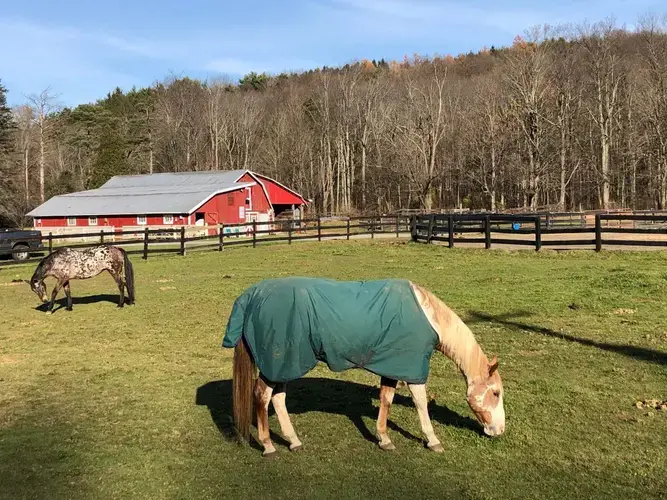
<box><xmin>512</xmin><ymin>222</ymin><xmax>521</xmax><ymax>231</ymax></box>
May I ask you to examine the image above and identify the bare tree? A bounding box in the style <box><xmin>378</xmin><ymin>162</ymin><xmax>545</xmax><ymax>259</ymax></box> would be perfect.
<box><xmin>26</xmin><ymin>87</ymin><xmax>60</xmax><ymax>203</ymax></box>
<box><xmin>577</xmin><ymin>18</ymin><xmax>625</xmax><ymax>208</ymax></box>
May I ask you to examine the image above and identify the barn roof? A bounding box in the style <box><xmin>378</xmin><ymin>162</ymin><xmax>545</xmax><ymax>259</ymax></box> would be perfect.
<box><xmin>26</xmin><ymin>170</ymin><xmax>254</xmax><ymax>217</ymax></box>
<box><xmin>26</xmin><ymin>169</ymin><xmax>307</xmax><ymax>218</ymax></box>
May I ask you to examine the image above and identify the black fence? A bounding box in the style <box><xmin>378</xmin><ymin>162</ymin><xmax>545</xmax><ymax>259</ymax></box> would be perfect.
<box><xmin>0</xmin><ymin>215</ymin><xmax>411</xmax><ymax>268</ymax></box>
<box><xmin>410</xmin><ymin>213</ymin><xmax>667</xmax><ymax>251</ymax></box>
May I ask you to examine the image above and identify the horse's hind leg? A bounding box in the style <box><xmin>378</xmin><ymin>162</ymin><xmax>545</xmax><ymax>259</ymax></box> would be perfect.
<box><xmin>376</xmin><ymin>377</ymin><xmax>397</xmax><ymax>451</ymax></box>
<box><xmin>407</xmin><ymin>383</ymin><xmax>443</xmax><ymax>453</ymax></box>
<box><xmin>63</xmin><ymin>281</ymin><xmax>72</xmax><ymax>311</ymax></box>
<box><xmin>271</xmin><ymin>383</ymin><xmax>303</xmax><ymax>451</ymax></box>
<box><xmin>254</xmin><ymin>375</ymin><xmax>277</xmax><ymax>457</ymax></box>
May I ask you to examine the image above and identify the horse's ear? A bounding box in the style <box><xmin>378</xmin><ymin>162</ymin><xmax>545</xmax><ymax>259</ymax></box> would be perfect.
<box><xmin>488</xmin><ymin>356</ymin><xmax>499</xmax><ymax>375</ymax></box>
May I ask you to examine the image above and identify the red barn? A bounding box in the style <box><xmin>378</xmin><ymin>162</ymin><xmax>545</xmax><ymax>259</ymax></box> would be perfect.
<box><xmin>26</xmin><ymin>170</ymin><xmax>308</xmax><ymax>233</ymax></box>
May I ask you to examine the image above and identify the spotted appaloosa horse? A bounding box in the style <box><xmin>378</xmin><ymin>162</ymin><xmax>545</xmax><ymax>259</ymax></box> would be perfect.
<box><xmin>26</xmin><ymin>245</ymin><xmax>135</xmax><ymax>313</ymax></box>
<box><xmin>225</xmin><ymin>278</ymin><xmax>505</xmax><ymax>457</ymax></box>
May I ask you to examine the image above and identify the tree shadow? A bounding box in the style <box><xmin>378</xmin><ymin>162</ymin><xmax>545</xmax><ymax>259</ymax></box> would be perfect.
<box><xmin>466</xmin><ymin>310</ymin><xmax>667</xmax><ymax>366</ymax></box>
<box><xmin>34</xmin><ymin>294</ymin><xmax>121</xmax><ymax>313</ymax></box>
<box><xmin>195</xmin><ymin>377</ymin><xmax>482</xmax><ymax>450</ymax></box>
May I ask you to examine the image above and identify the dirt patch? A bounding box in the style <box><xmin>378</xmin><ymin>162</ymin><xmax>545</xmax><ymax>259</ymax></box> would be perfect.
<box><xmin>614</xmin><ymin>308</ymin><xmax>637</xmax><ymax>315</ymax></box>
<box><xmin>635</xmin><ymin>399</ymin><xmax>667</xmax><ymax>411</ymax></box>
<box><xmin>159</xmin><ymin>286</ymin><xmax>176</xmax><ymax>291</ymax></box>
<box><xmin>155</xmin><ymin>279</ymin><xmax>173</xmax><ymax>283</ymax></box>
<box><xmin>0</xmin><ymin>355</ymin><xmax>22</xmax><ymax>365</ymax></box>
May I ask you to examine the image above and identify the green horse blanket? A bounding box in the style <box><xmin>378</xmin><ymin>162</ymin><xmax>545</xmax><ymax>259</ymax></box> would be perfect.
<box><xmin>222</xmin><ymin>277</ymin><xmax>439</xmax><ymax>384</ymax></box>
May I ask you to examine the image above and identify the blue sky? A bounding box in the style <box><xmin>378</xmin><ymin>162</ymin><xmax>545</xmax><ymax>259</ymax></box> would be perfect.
<box><xmin>1</xmin><ymin>0</ymin><xmax>664</xmax><ymax>108</ymax></box>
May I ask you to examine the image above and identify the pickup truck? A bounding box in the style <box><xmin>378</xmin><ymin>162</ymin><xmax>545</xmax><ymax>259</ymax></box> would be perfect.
<box><xmin>0</xmin><ymin>228</ymin><xmax>44</xmax><ymax>261</ymax></box>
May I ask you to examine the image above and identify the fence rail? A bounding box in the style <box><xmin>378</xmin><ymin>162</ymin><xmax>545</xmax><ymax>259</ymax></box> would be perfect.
<box><xmin>410</xmin><ymin>213</ymin><xmax>667</xmax><ymax>251</ymax></box>
<box><xmin>4</xmin><ymin>211</ymin><xmax>667</xmax><ymax>268</ymax></box>
<box><xmin>0</xmin><ymin>215</ymin><xmax>411</xmax><ymax>267</ymax></box>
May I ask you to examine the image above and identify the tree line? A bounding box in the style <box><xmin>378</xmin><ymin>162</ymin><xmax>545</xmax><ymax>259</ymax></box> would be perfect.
<box><xmin>1</xmin><ymin>15</ymin><xmax>667</xmax><ymax>225</ymax></box>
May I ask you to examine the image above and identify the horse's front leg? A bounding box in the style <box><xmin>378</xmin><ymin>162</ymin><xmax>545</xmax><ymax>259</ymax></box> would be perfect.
<box><xmin>63</xmin><ymin>281</ymin><xmax>72</xmax><ymax>311</ymax></box>
<box><xmin>271</xmin><ymin>383</ymin><xmax>303</xmax><ymax>451</ymax></box>
<box><xmin>47</xmin><ymin>281</ymin><xmax>64</xmax><ymax>314</ymax></box>
<box><xmin>254</xmin><ymin>375</ymin><xmax>276</xmax><ymax>457</ymax></box>
<box><xmin>110</xmin><ymin>271</ymin><xmax>125</xmax><ymax>307</ymax></box>
<box><xmin>407</xmin><ymin>383</ymin><xmax>444</xmax><ymax>453</ymax></box>
<box><xmin>376</xmin><ymin>376</ymin><xmax>397</xmax><ymax>451</ymax></box>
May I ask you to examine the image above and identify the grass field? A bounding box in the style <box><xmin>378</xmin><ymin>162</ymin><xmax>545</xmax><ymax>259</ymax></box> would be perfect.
<box><xmin>1</xmin><ymin>240</ymin><xmax>666</xmax><ymax>500</ymax></box>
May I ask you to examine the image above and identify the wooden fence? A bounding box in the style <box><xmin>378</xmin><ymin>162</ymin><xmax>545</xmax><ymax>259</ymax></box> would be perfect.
<box><xmin>0</xmin><ymin>215</ymin><xmax>410</xmax><ymax>267</ymax></box>
<box><xmin>4</xmin><ymin>211</ymin><xmax>667</xmax><ymax>268</ymax></box>
<box><xmin>410</xmin><ymin>213</ymin><xmax>667</xmax><ymax>251</ymax></box>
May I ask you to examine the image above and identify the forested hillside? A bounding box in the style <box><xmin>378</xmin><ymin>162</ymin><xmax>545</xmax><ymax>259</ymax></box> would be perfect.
<box><xmin>1</xmin><ymin>17</ymin><xmax>667</xmax><ymax>225</ymax></box>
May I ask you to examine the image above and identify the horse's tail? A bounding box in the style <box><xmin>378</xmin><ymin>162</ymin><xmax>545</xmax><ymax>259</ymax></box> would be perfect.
<box><xmin>121</xmin><ymin>248</ymin><xmax>135</xmax><ymax>304</ymax></box>
<box><xmin>233</xmin><ymin>337</ymin><xmax>256</xmax><ymax>442</ymax></box>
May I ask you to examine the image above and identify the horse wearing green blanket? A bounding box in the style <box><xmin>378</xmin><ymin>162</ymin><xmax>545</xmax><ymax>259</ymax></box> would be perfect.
<box><xmin>222</xmin><ymin>277</ymin><xmax>505</xmax><ymax>456</ymax></box>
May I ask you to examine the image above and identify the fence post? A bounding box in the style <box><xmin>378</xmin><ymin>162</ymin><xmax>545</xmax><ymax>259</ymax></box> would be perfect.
<box><xmin>395</xmin><ymin>216</ymin><xmax>400</xmax><ymax>238</ymax></box>
<box><xmin>484</xmin><ymin>215</ymin><xmax>491</xmax><ymax>249</ymax></box>
<box><xmin>448</xmin><ymin>215</ymin><xmax>454</xmax><ymax>248</ymax></box>
<box><xmin>143</xmin><ymin>228</ymin><xmax>149</xmax><ymax>260</ymax></box>
<box><xmin>252</xmin><ymin>221</ymin><xmax>257</xmax><ymax>248</ymax></box>
<box><xmin>595</xmin><ymin>214</ymin><xmax>602</xmax><ymax>252</ymax></box>
<box><xmin>427</xmin><ymin>215</ymin><xmax>434</xmax><ymax>244</ymax></box>
<box><xmin>288</xmin><ymin>220</ymin><xmax>293</xmax><ymax>245</ymax></box>
<box><xmin>346</xmin><ymin>218</ymin><xmax>350</xmax><ymax>240</ymax></box>
<box><xmin>317</xmin><ymin>217</ymin><xmax>322</xmax><ymax>242</ymax></box>
<box><xmin>180</xmin><ymin>226</ymin><xmax>186</xmax><ymax>256</ymax></box>
<box><xmin>410</xmin><ymin>215</ymin><xmax>417</xmax><ymax>241</ymax></box>
<box><xmin>218</xmin><ymin>224</ymin><xmax>224</xmax><ymax>251</ymax></box>
<box><xmin>371</xmin><ymin>217</ymin><xmax>375</xmax><ymax>239</ymax></box>
<box><xmin>48</xmin><ymin>232</ymin><xmax>53</xmax><ymax>254</ymax></box>
<box><xmin>100</xmin><ymin>230</ymin><xmax>104</xmax><ymax>245</ymax></box>
<box><xmin>535</xmin><ymin>216</ymin><xmax>542</xmax><ymax>251</ymax></box>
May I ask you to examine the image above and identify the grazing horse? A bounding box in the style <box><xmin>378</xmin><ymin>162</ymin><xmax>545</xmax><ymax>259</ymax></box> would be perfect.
<box><xmin>222</xmin><ymin>277</ymin><xmax>505</xmax><ymax>457</ymax></box>
<box><xmin>27</xmin><ymin>245</ymin><xmax>135</xmax><ymax>313</ymax></box>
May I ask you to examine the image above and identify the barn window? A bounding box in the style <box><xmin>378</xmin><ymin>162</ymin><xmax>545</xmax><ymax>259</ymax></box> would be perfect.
<box><xmin>88</xmin><ymin>217</ymin><xmax>98</xmax><ymax>226</ymax></box>
<box><xmin>163</xmin><ymin>215</ymin><xmax>174</xmax><ymax>225</ymax></box>
<box><xmin>227</xmin><ymin>194</ymin><xmax>234</xmax><ymax>206</ymax></box>
<box><xmin>137</xmin><ymin>216</ymin><xmax>147</xmax><ymax>225</ymax></box>
<box><xmin>67</xmin><ymin>217</ymin><xmax>76</xmax><ymax>226</ymax></box>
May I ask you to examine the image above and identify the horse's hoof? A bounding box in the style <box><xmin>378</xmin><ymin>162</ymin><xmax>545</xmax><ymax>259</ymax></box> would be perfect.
<box><xmin>289</xmin><ymin>444</ymin><xmax>303</xmax><ymax>452</ymax></box>
<box><xmin>66</xmin><ymin>308</ymin><xmax>72</xmax><ymax>312</ymax></box>
<box><xmin>427</xmin><ymin>443</ymin><xmax>444</xmax><ymax>453</ymax></box>
<box><xmin>262</xmin><ymin>450</ymin><xmax>278</xmax><ymax>458</ymax></box>
<box><xmin>379</xmin><ymin>442</ymin><xmax>396</xmax><ymax>451</ymax></box>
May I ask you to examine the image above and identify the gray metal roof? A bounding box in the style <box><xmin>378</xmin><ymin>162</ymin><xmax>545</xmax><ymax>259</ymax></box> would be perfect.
<box><xmin>101</xmin><ymin>169</ymin><xmax>247</xmax><ymax>189</ymax></box>
<box><xmin>26</xmin><ymin>170</ymin><xmax>255</xmax><ymax>217</ymax></box>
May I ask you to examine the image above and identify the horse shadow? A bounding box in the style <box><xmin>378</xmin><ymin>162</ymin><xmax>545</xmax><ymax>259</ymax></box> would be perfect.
<box><xmin>195</xmin><ymin>377</ymin><xmax>482</xmax><ymax>451</ymax></box>
<box><xmin>34</xmin><ymin>294</ymin><xmax>121</xmax><ymax>313</ymax></box>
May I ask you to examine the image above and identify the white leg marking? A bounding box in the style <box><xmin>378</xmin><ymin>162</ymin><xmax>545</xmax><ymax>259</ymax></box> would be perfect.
<box><xmin>408</xmin><ymin>383</ymin><xmax>444</xmax><ymax>452</ymax></box>
<box><xmin>271</xmin><ymin>389</ymin><xmax>303</xmax><ymax>450</ymax></box>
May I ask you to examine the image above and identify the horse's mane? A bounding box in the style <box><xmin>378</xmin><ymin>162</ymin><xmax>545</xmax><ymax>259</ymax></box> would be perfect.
<box><xmin>31</xmin><ymin>248</ymin><xmax>65</xmax><ymax>281</ymax></box>
<box><xmin>410</xmin><ymin>282</ymin><xmax>489</xmax><ymax>384</ymax></box>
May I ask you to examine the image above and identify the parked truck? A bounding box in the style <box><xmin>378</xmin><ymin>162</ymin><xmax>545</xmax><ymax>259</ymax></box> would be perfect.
<box><xmin>0</xmin><ymin>228</ymin><xmax>44</xmax><ymax>262</ymax></box>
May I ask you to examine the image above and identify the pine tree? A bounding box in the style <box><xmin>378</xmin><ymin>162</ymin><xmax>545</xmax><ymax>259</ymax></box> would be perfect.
<box><xmin>0</xmin><ymin>79</ymin><xmax>14</xmax><ymax>154</ymax></box>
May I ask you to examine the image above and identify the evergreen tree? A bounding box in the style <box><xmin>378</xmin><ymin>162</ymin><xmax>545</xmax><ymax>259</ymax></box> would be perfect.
<box><xmin>0</xmin><ymin>79</ymin><xmax>14</xmax><ymax>153</ymax></box>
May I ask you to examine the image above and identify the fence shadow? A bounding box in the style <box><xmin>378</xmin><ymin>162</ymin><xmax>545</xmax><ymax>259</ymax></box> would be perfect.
<box><xmin>195</xmin><ymin>377</ymin><xmax>481</xmax><ymax>449</ymax></box>
<box><xmin>467</xmin><ymin>310</ymin><xmax>667</xmax><ymax>366</ymax></box>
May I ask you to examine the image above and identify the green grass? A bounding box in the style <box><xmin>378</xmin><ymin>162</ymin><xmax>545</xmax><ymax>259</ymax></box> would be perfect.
<box><xmin>1</xmin><ymin>240</ymin><xmax>666</xmax><ymax>500</ymax></box>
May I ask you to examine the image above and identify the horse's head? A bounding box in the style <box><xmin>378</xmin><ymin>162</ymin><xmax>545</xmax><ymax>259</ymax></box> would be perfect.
<box><xmin>25</xmin><ymin>279</ymin><xmax>47</xmax><ymax>303</ymax></box>
<box><xmin>466</xmin><ymin>356</ymin><xmax>505</xmax><ymax>437</ymax></box>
